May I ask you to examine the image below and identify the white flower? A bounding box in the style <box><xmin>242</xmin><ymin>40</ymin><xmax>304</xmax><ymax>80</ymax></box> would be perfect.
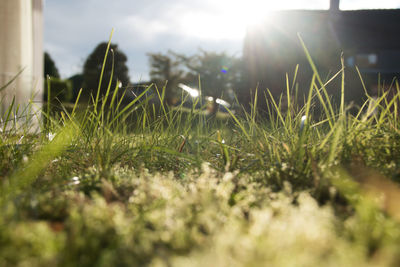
<box><xmin>68</xmin><ymin>176</ymin><xmax>80</xmax><ymax>186</ymax></box>
<box><xmin>300</xmin><ymin>115</ymin><xmax>307</xmax><ymax>132</ymax></box>
<box><xmin>47</xmin><ymin>132</ymin><xmax>55</xmax><ymax>141</ymax></box>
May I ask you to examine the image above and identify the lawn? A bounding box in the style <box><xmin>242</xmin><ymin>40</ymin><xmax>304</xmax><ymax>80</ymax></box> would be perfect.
<box><xmin>1</xmin><ymin>42</ymin><xmax>400</xmax><ymax>266</ymax></box>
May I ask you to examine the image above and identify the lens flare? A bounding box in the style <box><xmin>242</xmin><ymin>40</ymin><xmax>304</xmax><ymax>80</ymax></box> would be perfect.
<box><xmin>178</xmin><ymin>0</ymin><xmax>295</xmax><ymax>40</ymax></box>
<box><xmin>178</xmin><ymin>83</ymin><xmax>200</xmax><ymax>98</ymax></box>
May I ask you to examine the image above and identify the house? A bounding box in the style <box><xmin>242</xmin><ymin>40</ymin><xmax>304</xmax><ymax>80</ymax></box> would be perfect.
<box><xmin>0</xmin><ymin>0</ymin><xmax>43</xmax><ymax>126</ymax></box>
<box><xmin>333</xmin><ymin>8</ymin><xmax>400</xmax><ymax>96</ymax></box>
<box><xmin>242</xmin><ymin>0</ymin><xmax>400</xmax><ymax>106</ymax></box>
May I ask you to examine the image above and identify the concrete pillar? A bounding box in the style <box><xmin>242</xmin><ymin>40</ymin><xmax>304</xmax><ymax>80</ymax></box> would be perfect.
<box><xmin>32</xmin><ymin>0</ymin><xmax>44</xmax><ymax>110</ymax></box>
<box><xmin>0</xmin><ymin>0</ymin><xmax>43</xmax><ymax>129</ymax></box>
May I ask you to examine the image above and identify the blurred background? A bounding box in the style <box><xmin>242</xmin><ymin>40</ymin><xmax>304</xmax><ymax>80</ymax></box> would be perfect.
<box><xmin>2</xmin><ymin>0</ymin><xmax>400</xmax><ymax>118</ymax></box>
<box><xmin>43</xmin><ymin>0</ymin><xmax>400</xmax><ymax>111</ymax></box>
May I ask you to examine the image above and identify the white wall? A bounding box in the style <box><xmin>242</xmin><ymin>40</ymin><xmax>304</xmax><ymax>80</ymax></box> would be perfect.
<box><xmin>0</xmin><ymin>0</ymin><xmax>43</xmax><ymax>127</ymax></box>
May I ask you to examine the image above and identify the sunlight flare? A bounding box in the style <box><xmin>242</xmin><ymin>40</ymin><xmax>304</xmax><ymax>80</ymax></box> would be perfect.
<box><xmin>178</xmin><ymin>0</ymin><xmax>297</xmax><ymax>40</ymax></box>
<box><xmin>178</xmin><ymin>83</ymin><xmax>200</xmax><ymax>97</ymax></box>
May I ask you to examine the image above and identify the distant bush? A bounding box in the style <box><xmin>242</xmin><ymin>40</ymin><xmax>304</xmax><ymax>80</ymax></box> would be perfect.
<box><xmin>44</xmin><ymin>77</ymin><xmax>73</xmax><ymax>103</ymax></box>
<box><xmin>44</xmin><ymin>52</ymin><xmax>60</xmax><ymax>79</ymax></box>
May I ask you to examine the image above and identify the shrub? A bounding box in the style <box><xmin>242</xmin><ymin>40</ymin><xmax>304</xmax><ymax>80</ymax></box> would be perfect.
<box><xmin>44</xmin><ymin>77</ymin><xmax>73</xmax><ymax>103</ymax></box>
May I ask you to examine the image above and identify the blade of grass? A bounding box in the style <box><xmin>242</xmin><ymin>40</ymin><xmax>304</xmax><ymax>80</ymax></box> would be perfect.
<box><xmin>94</xmin><ymin>29</ymin><xmax>114</xmax><ymax>114</ymax></box>
<box><xmin>109</xmin><ymin>84</ymin><xmax>153</xmax><ymax>126</ymax></box>
<box><xmin>298</xmin><ymin>34</ymin><xmax>335</xmax><ymax>128</ymax></box>
<box><xmin>0</xmin><ymin>67</ymin><xmax>25</xmax><ymax>92</ymax></box>
<box><xmin>225</xmin><ymin>105</ymin><xmax>250</xmax><ymax>141</ymax></box>
<box><xmin>1</xmin><ymin>123</ymin><xmax>78</xmax><ymax>204</ymax></box>
<box><xmin>266</xmin><ymin>89</ymin><xmax>289</xmax><ymax>136</ymax></box>
<box><xmin>340</xmin><ymin>53</ymin><xmax>345</xmax><ymax>116</ymax></box>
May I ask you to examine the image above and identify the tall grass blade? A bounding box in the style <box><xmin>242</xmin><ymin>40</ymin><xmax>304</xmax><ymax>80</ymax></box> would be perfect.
<box><xmin>109</xmin><ymin>84</ymin><xmax>153</xmax><ymax>126</ymax></box>
<box><xmin>298</xmin><ymin>34</ymin><xmax>335</xmax><ymax>127</ymax></box>
<box><xmin>340</xmin><ymin>53</ymin><xmax>345</xmax><ymax>116</ymax></box>
<box><xmin>94</xmin><ymin>29</ymin><xmax>114</xmax><ymax>114</ymax></box>
<box><xmin>224</xmin><ymin>104</ymin><xmax>250</xmax><ymax>141</ymax></box>
<box><xmin>2</xmin><ymin>96</ymin><xmax>15</xmax><ymax>133</ymax></box>
<box><xmin>1</xmin><ymin>123</ymin><xmax>77</xmax><ymax>204</ymax></box>
<box><xmin>0</xmin><ymin>67</ymin><xmax>25</xmax><ymax>92</ymax></box>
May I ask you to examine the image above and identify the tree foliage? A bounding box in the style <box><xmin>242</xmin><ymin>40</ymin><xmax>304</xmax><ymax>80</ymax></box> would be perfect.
<box><xmin>147</xmin><ymin>50</ymin><xmax>243</xmax><ymax>107</ymax></box>
<box><xmin>44</xmin><ymin>78</ymin><xmax>73</xmax><ymax>103</ymax></box>
<box><xmin>44</xmin><ymin>52</ymin><xmax>60</xmax><ymax>78</ymax></box>
<box><xmin>148</xmin><ymin>52</ymin><xmax>186</xmax><ymax>105</ymax></box>
<box><xmin>82</xmin><ymin>42</ymin><xmax>130</xmax><ymax>99</ymax></box>
<box><xmin>68</xmin><ymin>74</ymin><xmax>84</xmax><ymax>102</ymax></box>
<box><xmin>182</xmin><ymin>51</ymin><xmax>243</xmax><ymax>100</ymax></box>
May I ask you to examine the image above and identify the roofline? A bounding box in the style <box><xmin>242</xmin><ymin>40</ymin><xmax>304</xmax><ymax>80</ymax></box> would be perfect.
<box><xmin>267</xmin><ymin>8</ymin><xmax>400</xmax><ymax>12</ymax></box>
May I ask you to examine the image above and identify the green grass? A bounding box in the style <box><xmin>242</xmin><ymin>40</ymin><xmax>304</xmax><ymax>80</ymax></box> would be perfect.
<box><xmin>1</xmin><ymin>35</ymin><xmax>400</xmax><ymax>266</ymax></box>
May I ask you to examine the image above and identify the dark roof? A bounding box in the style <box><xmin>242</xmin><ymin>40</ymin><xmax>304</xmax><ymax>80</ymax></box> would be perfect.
<box><xmin>252</xmin><ymin>9</ymin><xmax>400</xmax><ymax>52</ymax></box>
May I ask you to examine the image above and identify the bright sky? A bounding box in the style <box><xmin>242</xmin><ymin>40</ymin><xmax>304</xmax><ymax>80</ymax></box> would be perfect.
<box><xmin>44</xmin><ymin>0</ymin><xmax>400</xmax><ymax>83</ymax></box>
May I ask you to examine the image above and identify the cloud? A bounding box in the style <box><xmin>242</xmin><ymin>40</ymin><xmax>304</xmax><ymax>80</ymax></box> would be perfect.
<box><xmin>117</xmin><ymin>16</ymin><xmax>171</xmax><ymax>43</ymax></box>
<box><xmin>44</xmin><ymin>0</ymin><xmax>400</xmax><ymax>82</ymax></box>
<box><xmin>44</xmin><ymin>0</ymin><xmax>245</xmax><ymax>82</ymax></box>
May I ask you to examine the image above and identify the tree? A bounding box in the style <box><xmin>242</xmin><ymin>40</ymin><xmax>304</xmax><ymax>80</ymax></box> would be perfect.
<box><xmin>183</xmin><ymin>51</ymin><xmax>242</xmax><ymax>97</ymax></box>
<box><xmin>44</xmin><ymin>78</ymin><xmax>73</xmax><ymax>103</ymax></box>
<box><xmin>181</xmin><ymin>51</ymin><xmax>244</xmax><ymax>112</ymax></box>
<box><xmin>147</xmin><ymin>50</ymin><xmax>244</xmax><ymax>110</ymax></box>
<box><xmin>44</xmin><ymin>52</ymin><xmax>60</xmax><ymax>78</ymax></box>
<box><xmin>68</xmin><ymin>73</ymin><xmax>84</xmax><ymax>102</ymax></box>
<box><xmin>147</xmin><ymin>52</ymin><xmax>186</xmax><ymax>105</ymax></box>
<box><xmin>82</xmin><ymin>42</ymin><xmax>130</xmax><ymax>99</ymax></box>
<box><xmin>44</xmin><ymin>52</ymin><xmax>73</xmax><ymax>104</ymax></box>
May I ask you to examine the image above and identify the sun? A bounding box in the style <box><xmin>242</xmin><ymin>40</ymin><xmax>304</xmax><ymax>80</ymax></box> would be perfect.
<box><xmin>178</xmin><ymin>0</ymin><xmax>291</xmax><ymax>41</ymax></box>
